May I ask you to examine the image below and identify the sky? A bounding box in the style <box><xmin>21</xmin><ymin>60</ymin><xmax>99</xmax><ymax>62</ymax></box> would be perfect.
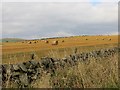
<box><xmin>1</xmin><ymin>0</ymin><xmax>119</xmax><ymax>39</ymax></box>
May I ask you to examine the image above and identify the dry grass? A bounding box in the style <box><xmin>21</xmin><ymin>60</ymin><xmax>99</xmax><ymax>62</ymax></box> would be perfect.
<box><xmin>2</xmin><ymin>35</ymin><xmax>118</xmax><ymax>54</ymax></box>
<box><xmin>1</xmin><ymin>35</ymin><xmax>119</xmax><ymax>88</ymax></box>
<box><xmin>2</xmin><ymin>35</ymin><xmax>118</xmax><ymax>64</ymax></box>
<box><xmin>3</xmin><ymin>51</ymin><xmax>119</xmax><ymax>88</ymax></box>
<box><xmin>29</xmin><ymin>52</ymin><xmax>118</xmax><ymax>88</ymax></box>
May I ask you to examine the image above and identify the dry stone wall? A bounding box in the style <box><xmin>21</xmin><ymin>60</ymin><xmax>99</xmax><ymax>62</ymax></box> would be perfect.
<box><xmin>1</xmin><ymin>47</ymin><xmax>119</xmax><ymax>88</ymax></box>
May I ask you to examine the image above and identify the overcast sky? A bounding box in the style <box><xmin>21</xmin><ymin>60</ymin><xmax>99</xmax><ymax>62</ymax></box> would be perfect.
<box><xmin>1</xmin><ymin>0</ymin><xmax>119</xmax><ymax>39</ymax></box>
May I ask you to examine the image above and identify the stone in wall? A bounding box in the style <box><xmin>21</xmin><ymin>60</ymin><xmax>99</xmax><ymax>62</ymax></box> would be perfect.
<box><xmin>1</xmin><ymin>47</ymin><xmax>119</xmax><ymax>88</ymax></box>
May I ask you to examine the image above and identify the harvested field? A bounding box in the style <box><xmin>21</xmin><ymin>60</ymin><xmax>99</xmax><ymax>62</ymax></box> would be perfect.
<box><xmin>1</xmin><ymin>35</ymin><xmax>118</xmax><ymax>64</ymax></box>
<box><xmin>1</xmin><ymin>35</ymin><xmax>119</xmax><ymax>88</ymax></box>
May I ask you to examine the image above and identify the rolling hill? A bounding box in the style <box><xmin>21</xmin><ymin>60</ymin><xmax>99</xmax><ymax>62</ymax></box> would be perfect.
<box><xmin>0</xmin><ymin>38</ymin><xmax>25</xmax><ymax>43</ymax></box>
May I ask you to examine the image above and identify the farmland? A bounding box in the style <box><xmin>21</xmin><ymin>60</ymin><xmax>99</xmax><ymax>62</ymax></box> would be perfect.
<box><xmin>1</xmin><ymin>35</ymin><xmax>118</xmax><ymax>64</ymax></box>
<box><xmin>1</xmin><ymin>35</ymin><xmax>119</xmax><ymax>88</ymax></box>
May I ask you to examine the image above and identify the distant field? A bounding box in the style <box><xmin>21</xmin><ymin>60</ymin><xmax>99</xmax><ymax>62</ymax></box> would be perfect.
<box><xmin>1</xmin><ymin>35</ymin><xmax>118</xmax><ymax>64</ymax></box>
<box><xmin>0</xmin><ymin>38</ymin><xmax>25</xmax><ymax>43</ymax></box>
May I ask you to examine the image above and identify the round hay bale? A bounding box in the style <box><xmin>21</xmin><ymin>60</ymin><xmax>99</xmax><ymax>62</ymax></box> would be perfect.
<box><xmin>52</xmin><ymin>40</ymin><xmax>58</xmax><ymax>45</ymax></box>
<box><xmin>29</xmin><ymin>42</ymin><xmax>32</xmax><ymax>44</ymax></box>
<box><xmin>108</xmin><ymin>38</ymin><xmax>111</xmax><ymax>41</ymax></box>
<box><xmin>62</xmin><ymin>40</ymin><xmax>64</xmax><ymax>42</ymax></box>
<box><xmin>45</xmin><ymin>40</ymin><xmax>49</xmax><ymax>43</ymax></box>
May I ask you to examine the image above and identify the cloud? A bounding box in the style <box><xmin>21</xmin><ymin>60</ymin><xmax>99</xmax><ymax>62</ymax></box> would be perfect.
<box><xmin>1</xmin><ymin>0</ymin><xmax>119</xmax><ymax>2</ymax></box>
<box><xmin>2</xmin><ymin>1</ymin><xmax>118</xmax><ymax>39</ymax></box>
<box><xmin>47</xmin><ymin>31</ymin><xmax>74</xmax><ymax>37</ymax></box>
<box><xmin>109</xmin><ymin>32</ymin><xmax>119</xmax><ymax>35</ymax></box>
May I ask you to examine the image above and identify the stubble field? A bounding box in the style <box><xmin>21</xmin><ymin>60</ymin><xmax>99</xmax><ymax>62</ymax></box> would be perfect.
<box><xmin>1</xmin><ymin>35</ymin><xmax>119</xmax><ymax>88</ymax></box>
<box><xmin>1</xmin><ymin>35</ymin><xmax>118</xmax><ymax>64</ymax></box>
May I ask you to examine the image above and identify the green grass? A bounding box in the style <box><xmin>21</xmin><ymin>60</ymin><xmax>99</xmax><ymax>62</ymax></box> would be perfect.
<box><xmin>0</xmin><ymin>38</ymin><xmax>25</xmax><ymax>43</ymax></box>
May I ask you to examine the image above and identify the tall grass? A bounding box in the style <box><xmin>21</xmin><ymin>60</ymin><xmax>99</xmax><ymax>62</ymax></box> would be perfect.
<box><xmin>30</xmin><ymin>51</ymin><xmax>119</xmax><ymax>88</ymax></box>
<box><xmin>3</xmin><ymin>44</ymin><xmax>117</xmax><ymax>64</ymax></box>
